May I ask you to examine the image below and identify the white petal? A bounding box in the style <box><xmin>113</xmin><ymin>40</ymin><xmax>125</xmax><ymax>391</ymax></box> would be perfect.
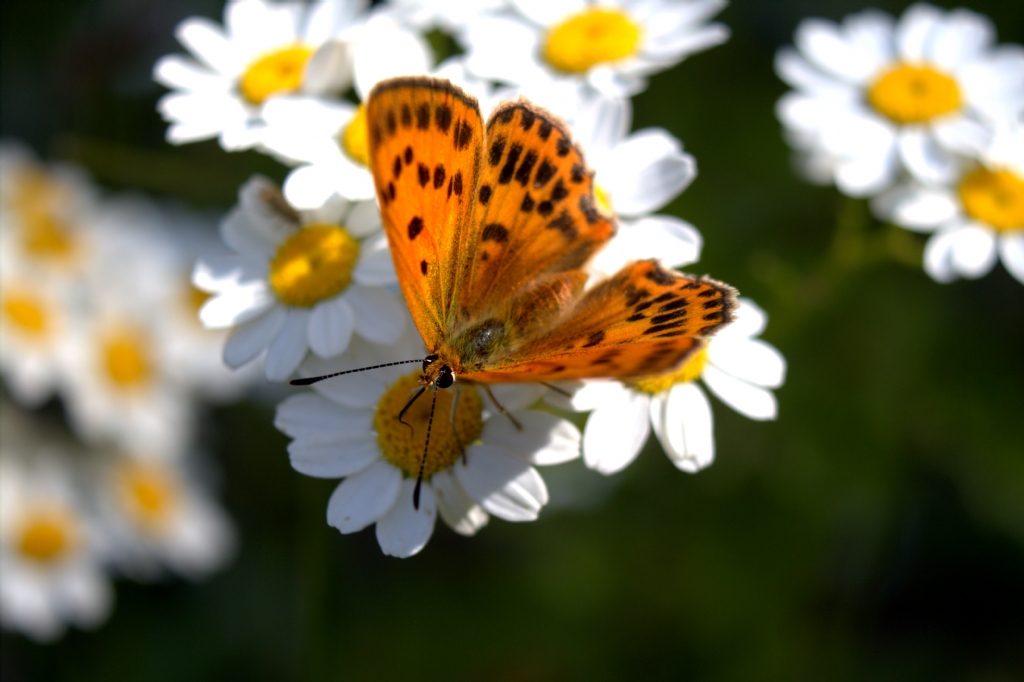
<box><xmin>455</xmin><ymin>445</ymin><xmax>547</xmax><ymax>522</ymax></box>
<box><xmin>835</xmin><ymin>150</ymin><xmax>897</xmax><ymax>197</ymax></box>
<box><xmin>660</xmin><ymin>382</ymin><xmax>714</xmax><ymax>472</ymax></box>
<box><xmin>702</xmin><ymin>365</ymin><xmax>778</xmax><ymax>421</ymax></box>
<box><xmin>927</xmin><ymin>8</ymin><xmax>994</xmax><ymax>71</ymax></box>
<box><xmin>288</xmin><ymin>436</ymin><xmax>380</xmax><ymax>478</ymax></box>
<box><xmin>605</xmin><ymin>129</ymin><xmax>695</xmax><ymax>217</ymax></box>
<box><xmin>483</xmin><ymin>383</ymin><xmax>546</xmax><ymax>414</ymax></box>
<box><xmin>511</xmin><ymin>0</ymin><xmax>582</xmax><ymax>26</ymax></box>
<box><xmin>573</xmin><ymin>95</ymin><xmax>630</xmax><ymax>161</ymax></box>
<box><xmin>874</xmin><ymin>184</ymin><xmax>959</xmax><ymax>231</ymax></box>
<box><xmin>307</xmin><ymin>295</ymin><xmax>355</xmax><ymax>358</ymax></box>
<box><xmin>152</xmin><ymin>54</ymin><xmax>227</xmax><ymax>91</ymax></box>
<box><xmin>176</xmin><ymin>17</ymin><xmax>238</xmax><ymax>75</ymax></box>
<box><xmin>326</xmin><ymin>460</ymin><xmax>402</xmax><ymax>533</ymax></box>
<box><xmin>482</xmin><ymin>410</ymin><xmax>580</xmax><ymax>465</ymax></box>
<box><xmin>898</xmin><ymin>129</ymin><xmax>962</xmax><ymax>186</ymax></box>
<box><xmin>795</xmin><ymin>17</ymin><xmax>881</xmax><ymax>85</ymax></box>
<box><xmin>303</xmin><ymin>40</ymin><xmax>353</xmax><ymax>96</ymax></box>
<box><xmin>222</xmin><ymin>305</ymin><xmax>287</xmax><ymax>368</ymax></box>
<box><xmin>430</xmin><ymin>469</ymin><xmax>489</xmax><ymax>536</ymax></box>
<box><xmin>719</xmin><ymin>298</ymin><xmax>767</xmax><ymax>339</ymax></box>
<box><xmin>375</xmin><ymin>479</ymin><xmax>436</xmax><ymax>558</ymax></box>
<box><xmin>582</xmin><ymin>392</ymin><xmax>651</xmax><ymax>475</ymax></box>
<box><xmin>192</xmin><ymin>253</ymin><xmax>267</xmax><ymax>294</ymax></box>
<box><xmin>896</xmin><ymin>3</ymin><xmax>943</xmax><ymax>62</ymax></box>
<box><xmin>351</xmin><ymin>234</ymin><xmax>398</xmax><ymax>285</ymax></box>
<box><xmin>352</xmin><ymin>17</ymin><xmax>432</xmax><ymax>100</ymax></box>
<box><xmin>219</xmin><ymin>206</ymin><xmax>277</xmax><ymax>259</ymax></box>
<box><xmin>199</xmin><ymin>285</ymin><xmax>276</xmax><ymax>328</ymax></box>
<box><xmin>344</xmin><ymin>199</ymin><xmax>381</xmax><ymax>238</ymax></box>
<box><xmin>463</xmin><ymin>16</ymin><xmax>542</xmax><ymax>86</ymax></box>
<box><xmin>345</xmin><ymin>285</ymin><xmax>405</xmax><ymax>345</ymax></box>
<box><xmin>564</xmin><ymin>379</ymin><xmax>635</xmax><ymax>412</ymax></box>
<box><xmin>274</xmin><ymin>392</ymin><xmax>372</xmax><ymax>440</ymax></box>
<box><xmin>999</xmin><ymin>232</ymin><xmax>1024</xmax><ymax>284</ymax></box>
<box><xmin>265</xmin><ymin>307</ymin><xmax>311</xmax><ymax>381</ymax></box>
<box><xmin>589</xmin><ymin>215</ymin><xmax>701</xmax><ymax>275</ymax></box>
<box><xmin>923</xmin><ymin>223</ymin><xmax>998</xmax><ymax>281</ymax></box>
<box><xmin>708</xmin><ymin>338</ymin><xmax>786</xmax><ymax>389</ymax></box>
<box><xmin>775</xmin><ymin>47</ymin><xmax>853</xmax><ymax>96</ymax></box>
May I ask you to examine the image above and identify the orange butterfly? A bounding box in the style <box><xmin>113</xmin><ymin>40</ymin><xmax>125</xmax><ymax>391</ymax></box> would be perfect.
<box><xmin>295</xmin><ymin>77</ymin><xmax>738</xmax><ymax>504</ymax></box>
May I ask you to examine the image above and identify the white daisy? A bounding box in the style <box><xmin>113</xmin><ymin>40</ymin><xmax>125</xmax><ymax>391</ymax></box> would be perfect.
<box><xmin>873</xmin><ymin>124</ymin><xmax>1024</xmax><ymax>284</ymax></box>
<box><xmin>153</xmin><ymin>0</ymin><xmax>364</xmax><ymax>150</ymax></box>
<box><xmin>194</xmin><ymin>176</ymin><xmax>405</xmax><ymax>382</ymax></box>
<box><xmin>259</xmin><ymin>10</ymin><xmax>433</xmax><ymax>206</ymax></box>
<box><xmin>569</xmin><ymin>94</ymin><xmax>702</xmax><ymax>277</ymax></box>
<box><xmin>462</xmin><ymin>0</ymin><xmax>730</xmax><ymax>98</ymax></box>
<box><xmin>275</xmin><ymin>331</ymin><xmax>581</xmax><ymax>558</ymax></box>
<box><xmin>93</xmin><ymin>454</ymin><xmax>236</xmax><ymax>582</ymax></box>
<box><xmin>0</xmin><ymin>455</ymin><xmax>113</xmax><ymax>642</ymax></box>
<box><xmin>776</xmin><ymin>3</ymin><xmax>1024</xmax><ymax>196</ymax></box>
<box><xmin>557</xmin><ymin>299</ymin><xmax>785</xmax><ymax>475</ymax></box>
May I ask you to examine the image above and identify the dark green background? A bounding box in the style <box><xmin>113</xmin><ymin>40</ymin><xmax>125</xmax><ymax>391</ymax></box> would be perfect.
<box><xmin>3</xmin><ymin>1</ymin><xmax>1023</xmax><ymax>680</ymax></box>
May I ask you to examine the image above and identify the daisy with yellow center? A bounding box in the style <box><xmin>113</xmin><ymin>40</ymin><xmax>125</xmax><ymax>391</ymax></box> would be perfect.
<box><xmin>776</xmin><ymin>4</ymin><xmax>1024</xmax><ymax>196</ymax></box>
<box><xmin>275</xmin><ymin>332</ymin><xmax>580</xmax><ymax>557</ymax></box>
<box><xmin>153</xmin><ymin>0</ymin><xmax>360</xmax><ymax>151</ymax></box>
<box><xmin>98</xmin><ymin>457</ymin><xmax>237</xmax><ymax>581</ymax></box>
<box><xmin>463</xmin><ymin>0</ymin><xmax>729</xmax><ymax>97</ymax></box>
<box><xmin>556</xmin><ymin>300</ymin><xmax>785</xmax><ymax>475</ymax></box>
<box><xmin>193</xmin><ymin>176</ymin><xmax>405</xmax><ymax>382</ymax></box>
<box><xmin>0</xmin><ymin>457</ymin><xmax>113</xmax><ymax>642</ymax></box>
<box><xmin>873</xmin><ymin>125</ymin><xmax>1024</xmax><ymax>285</ymax></box>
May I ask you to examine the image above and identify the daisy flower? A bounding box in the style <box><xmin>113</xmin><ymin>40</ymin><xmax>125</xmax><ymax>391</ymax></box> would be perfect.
<box><xmin>462</xmin><ymin>0</ymin><xmax>730</xmax><ymax>98</ymax></box>
<box><xmin>259</xmin><ymin>10</ymin><xmax>433</xmax><ymax>206</ymax></box>
<box><xmin>94</xmin><ymin>455</ymin><xmax>237</xmax><ymax>582</ymax></box>
<box><xmin>153</xmin><ymin>0</ymin><xmax>364</xmax><ymax>150</ymax></box>
<box><xmin>388</xmin><ymin>0</ymin><xmax>508</xmax><ymax>36</ymax></box>
<box><xmin>275</xmin><ymin>331</ymin><xmax>581</xmax><ymax>557</ymax></box>
<box><xmin>569</xmin><ymin>94</ymin><xmax>702</xmax><ymax>277</ymax></box>
<box><xmin>776</xmin><ymin>3</ymin><xmax>1024</xmax><ymax>196</ymax></box>
<box><xmin>557</xmin><ymin>299</ymin><xmax>785</xmax><ymax>475</ymax></box>
<box><xmin>0</xmin><ymin>455</ymin><xmax>113</xmax><ymax>642</ymax></box>
<box><xmin>194</xmin><ymin>176</ymin><xmax>404</xmax><ymax>382</ymax></box>
<box><xmin>873</xmin><ymin>124</ymin><xmax>1024</xmax><ymax>284</ymax></box>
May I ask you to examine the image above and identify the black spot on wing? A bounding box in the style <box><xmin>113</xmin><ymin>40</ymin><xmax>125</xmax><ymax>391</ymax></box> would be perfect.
<box><xmin>498</xmin><ymin>143</ymin><xmax>522</xmax><ymax>184</ymax></box>
<box><xmin>420</xmin><ymin>260</ymin><xmax>428</xmax><ymax>275</ymax></box>
<box><xmin>453</xmin><ymin>171</ymin><xmax>463</xmax><ymax>196</ymax></box>
<box><xmin>407</xmin><ymin>216</ymin><xmax>424</xmax><ymax>240</ymax></box>
<box><xmin>537</xmin><ymin>200</ymin><xmax>553</xmax><ymax>217</ymax></box>
<box><xmin>393</xmin><ymin>155</ymin><xmax>402</xmax><ymax>179</ymax></box>
<box><xmin>435</xmin><ymin>105</ymin><xmax>452</xmax><ymax>133</ymax></box>
<box><xmin>658</xmin><ymin>298</ymin><xmax>688</xmax><ymax>313</ymax></box>
<box><xmin>579</xmin><ymin>194</ymin><xmax>600</xmax><ymax>225</ymax></box>
<box><xmin>697</xmin><ymin>288</ymin><xmax>717</xmax><ymax>297</ymax></box>
<box><xmin>386</xmin><ymin>110</ymin><xmax>397</xmax><ymax>135</ymax></box>
<box><xmin>644</xmin><ymin>264</ymin><xmax>677</xmax><ymax>286</ymax></box>
<box><xmin>650</xmin><ymin>309</ymin><xmax>687</xmax><ymax>325</ymax></box>
<box><xmin>388</xmin><ymin>182</ymin><xmax>396</xmax><ymax>200</ymax></box>
<box><xmin>400</xmin><ymin>104</ymin><xmax>412</xmax><ymax>128</ymax></box>
<box><xmin>453</xmin><ymin>120</ymin><xmax>473</xmax><ymax>150</ymax></box>
<box><xmin>534</xmin><ymin>159</ymin><xmax>555</xmax><ymax>188</ymax></box>
<box><xmin>489</xmin><ymin>137</ymin><xmax>506</xmax><ymax>166</ymax></box>
<box><xmin>479</xmin><ymin>185</ymin><xmax>492</xmax><ymax>205</ymax></box>
<box><xmin>497</xmin><ymin>108</ymin><xmax>515</xmax><ymax>124</ymax></box>
<box><xmin>570</xmin><ymin>164</ymin><xmax>585</xmax><ymax>183</ymax></box>
<box><xmin>582</xmin><ymin>330</ymin><xmax>605</xmax><ymax>348</ymax></box>
<box><xmin>433</xmin><ymin>164</ymin><xmax>446</xmax><ymax>189</ymax></box>
<box><xmin>520</xmin><ymin>109</ymin><xmax>536</xmax><ymax>131</ymax></box>
<box><xmin>643</xmin><ymin>320</ymin><xmax>687</xmax><ymax>335</ymax></box>
<box><xmin>538</xmin><ymin>119</ymin><xmax>553</xmax><ymax>141</ymax></box>
<box><xmin>415</xmin><ymin>103</ymin><xmax>429</xmax><ymax>130</ymax></box>
<box><xmin>546</xmin><ymin>210</ymin><xmax>577</xmax><ymax>240</ymax></box>
<box><xmin>520</xmin><ymin>193</ymin><xmax>535</xmax><ymax>212</ymax></box>
<box><xmin>404</xmin><ymin>146</ymin><xmax>413</xmax><ymax>164</ymax></box>
<box><xmin>550</xmin><ymin>179</ymin><xmax>569</xmax><ymax>203</ymax></box>
<box><xmin>417</xmin><ymin>163</ymin><xmax>430</xmax><ymax>187</ymax></box>
<box><xmin>555</xmin><ymin>137</ymin><xmax>570</xmax><ymax>157</ymax></box>
<box><xmin>514</xmin><ymin>150</ymin><xmax>538</xmax><ymax>186</ymax></box>
<box><xmin>482</xmin><ymin>223</ymin><xmax>508</xmax><ymax>243</ymax></box>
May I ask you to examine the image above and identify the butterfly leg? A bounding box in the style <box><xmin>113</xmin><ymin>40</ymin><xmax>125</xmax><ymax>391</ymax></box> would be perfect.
<box><xmin>397</xmin><ymin>385</ymin><xmax>426</xmax><ymax>434</ymax></box>
<box><xmin>483</xmin><ymin>384</ymin><xmax>523</xmax><ymax>431</ymax></box>
<box><xmin>448</xmin><ymin>384</ymin><xmax>468</xmax><ymax>464</ymax></box>
<box><xmin>540</xmin><ymin>382</ymin><xmax>572</xmax><ymax>398</ymax></box>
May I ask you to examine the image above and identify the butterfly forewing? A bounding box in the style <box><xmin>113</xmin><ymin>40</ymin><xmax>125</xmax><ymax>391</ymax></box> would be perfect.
<box><xmin>366</xmin><ymin>77</ymin><xmax>484</xmax><ymax>350</ymax></box>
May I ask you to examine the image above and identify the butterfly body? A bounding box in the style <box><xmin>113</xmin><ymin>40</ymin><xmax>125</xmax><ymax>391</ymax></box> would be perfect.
<box><xmin>367</xmin><ymin>77</ymin><xmax>738</xmax><ymax>392</ymax></box>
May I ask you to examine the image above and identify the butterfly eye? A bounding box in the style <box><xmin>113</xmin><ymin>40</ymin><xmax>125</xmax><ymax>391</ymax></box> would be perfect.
<box><xmin>423</xmin><ymin>354</ymin><xmax>439</xmax><ymax>371</ymax></box>
<box><xmin>435</xmin><ymin>366</ymin><xmax>454</xmax><ymax>389</ymax></box>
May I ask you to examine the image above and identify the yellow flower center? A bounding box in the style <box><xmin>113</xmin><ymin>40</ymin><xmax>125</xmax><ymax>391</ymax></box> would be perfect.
<box><xmin>187</xmin><ymin>282</ymin><xmax>212</xmax><ymax>315</ymax></box>
<box><xmin>341</xmin><ymin>105</ymin><xmax>370</xmax><ymax>167</ymax></box>
<box><xmin>958</xmin><ymin>167</ymin><xmax>1024</xmax><ymax>232</ymax></box>
<box><xmin>240</xmin><ymin>45</ymin><xmax>315</xmax><ymax>105</ymax></box>
<box><xmin>594</xmin><ymin>183</ymin><xmax>613</xmax><ymax>214</ymax></box>
<box><xmin>102</xmin><ymin>332</ymin><xmax>153</xmax><ymax>387</ymax></box>
<box><xmin>269</xmin><ymin>223</ymin><xmax>360</xmax><ymax>307</ymax></box>
<box><xmin>3</xmin><ymin>293</ymin><xmax>49</xmax><ymax>335</ymax></box>
<box><xmin>119</xmin><ymin>464</ymin><xmax>179</xmax><ymax>530</ymax></box>
<box><xmin>22</xmin><ymin>210</ymin><xmax>77</xmax><ymax>260</ymax></box>
<box><xmin>374</xmin><ymin>373</ymin><xmax>484</xmax><ymax>479</ymax></box>
<box><xmin>627</xmin><ymin>347</ymin><xmax>708</xmax><ymax>395</ymax></box>
<box><xmin>868</xmin><ymin>63</ymin><xmax>962</xmax><ymax>124</ymax></box>
<box><xmin>543</xmin><ymin>7</ymin><xmax>642</xmax><ymax>74</ymax></box>
<box><xmin>18</xmin><ymin>512</ymin><xmax>75</xmax><ymax>564</ymax></box>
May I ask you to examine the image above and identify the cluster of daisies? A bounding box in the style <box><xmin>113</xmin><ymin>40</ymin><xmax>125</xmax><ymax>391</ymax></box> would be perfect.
<box><xmin>158</xmin><ymin>0</ymin><xmax>785</xmax><ymax>560</ymax></box>
<box><xmin>0</xmin><ymin>144</ymin><xmax>242</xmax><ymax>641</ymax></box>
<box><xmin>776</xmin><ymin>3</ymin><xmax>1024</xmax><ymax>284</ymax></box>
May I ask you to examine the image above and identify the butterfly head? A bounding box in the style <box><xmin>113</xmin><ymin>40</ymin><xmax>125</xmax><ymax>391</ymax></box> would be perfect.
<box><xmin>422</xmin><ymin>354</ymin><xmax>455</xmax><ymax>389</ymax></box>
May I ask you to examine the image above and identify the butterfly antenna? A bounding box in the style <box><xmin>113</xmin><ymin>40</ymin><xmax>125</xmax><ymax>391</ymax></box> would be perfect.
<box><xmin>413</xmin><ymin>387</ymin><xmax>439</xmax><ymax>510</ymax></box>
<box><xmin>289</xmin><ymin>359</ymin><xmax>424</xmax><ymax>386</ymax></box>
<box><xmin>397</xmin><ymin>386</ymin><xmax>427</xmax><ymax>434</ymax></box>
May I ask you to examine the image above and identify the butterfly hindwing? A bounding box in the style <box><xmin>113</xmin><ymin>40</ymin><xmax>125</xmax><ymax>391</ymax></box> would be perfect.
<box><xmin>366</xmin><ymin>77</ymin><xmax>484</xmax><ymax>350</ymax></box>
<box><xmin>466</xmin><ymin>260</ymin><xmax>738</xmax><ymax>383</ymax></box>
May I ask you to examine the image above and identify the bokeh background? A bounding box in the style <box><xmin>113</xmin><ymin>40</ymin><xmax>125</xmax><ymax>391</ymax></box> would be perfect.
<box><xmin>3</xmin><ymin>1</ymin><xmax>1023</xmax><ymax>680</ymax></box>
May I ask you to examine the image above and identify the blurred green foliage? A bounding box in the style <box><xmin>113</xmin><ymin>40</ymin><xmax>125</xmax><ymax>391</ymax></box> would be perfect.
<box><xmin>2</xmin><ymin>1</ymin><xmax>1023</xmax><ymax>680</ymax></box>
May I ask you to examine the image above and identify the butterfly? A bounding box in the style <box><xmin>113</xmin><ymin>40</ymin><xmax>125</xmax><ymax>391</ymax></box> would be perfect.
<box><xmin>295</xmin><ymin>77</ymin><xmax>738</xmax><ymax>505</ymax></box>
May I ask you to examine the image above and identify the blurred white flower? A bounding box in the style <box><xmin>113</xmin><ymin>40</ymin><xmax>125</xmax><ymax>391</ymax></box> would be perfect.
<box><xmin>463</xmin><ymin>0</ymin><xmax>730</xmax><ymax>98</ymax></box>
<box><xmin>275</xmin><ymin>331</ymin><xmax>580</xmax><ymax>557</ymax></box>
<box><xmin>555</xmin><ymin>299</ymin><xmax>785</xmax><ymax>475</ymax></box>
<box><xmin>570</xmin><ymin>95</ymin><xmax>702</xmax><ymax>278</ymax></box>
<box><xmin>259</xmin><ymin>10</ymin><xmax>433</xmax><ymax>206</ymax></box>
<box><xmin>387</xmin><ymin>0</ymin><xmax>508</xmax><ymax>36</ymax></box>
<box><xmin>776</xmin><ymin>3</ymin><xmax>1024</xmax><ymax>196</ymax></box>
<box><xmin>0</xmin><ymin>456</ymin><xmax>113</xmax><ymax>642</ymax></box>
<box><xmin>94</xmin><ymin>455</ymin><xmax>236</xmax><ymax>582</ymax></box>
<box><xmin>153</xmin><ymin>0</ymin><xmax>365</xmax><ymax>150</ymax></box>
<box><xmin>873</xmin><ymin>124</ymin><xmax>1024</xmax><ymax>284</ymax></box>
<box><xmin>194</xmin><ymin>176</ymin><xmax>405</xmax><ymax>382</ymax></box>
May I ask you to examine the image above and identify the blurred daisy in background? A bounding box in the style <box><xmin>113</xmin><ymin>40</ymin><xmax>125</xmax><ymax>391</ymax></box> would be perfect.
<box><xmin>556</xmin><ymin>299</ymin><xmax>785</xmax><ymax>475</ymax></box>
<box><xmin>275</xmin><ymin>332</ymin><xmax>580</xmax><ymax>558</ymax></box>
<box><xmin>776</xmin><ymin>3</ymin><xmax>1024</xmax><ymax>197</ymax></box>
<box><xmin>570</xmin><ymin>95</ymin><xmax>702</xmax><ymax>278</ymax></box>
<box><xmin>463</xmin><ymin>0</ymin><xmax>729</xmax><ymax>98</ymax></box>
<box><xmin>388</xmin><ymin>0</ymin><xmax>508</xmax><ymax>37</ymax></box>
<box><xmin>874</xmin><ymin>124</ymin><xmax>1024</xmax><ymax>284</ymax></box>
<box><xmin>194</xmin><ymin>176</ymin><xmax>404</xmax><ymax>382</ymax></box>
<box><xmin>153</xmin><ymin>0</ymin><xmax>363</xmax><ymax>150</ymax></box>
<box><xmin>259</xmin><ymin>9</ymin><xmax>433</xmax><ymax>206</ymax></box>
<box><xmin>0</xmin><ymin>455</ymin><xmax>113</xmax><ymax>643</ymax></box>
<box><xmin>94</xmin><ymin>455</ymin><xmax>236</xmax><ymax>582</ymax></box>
